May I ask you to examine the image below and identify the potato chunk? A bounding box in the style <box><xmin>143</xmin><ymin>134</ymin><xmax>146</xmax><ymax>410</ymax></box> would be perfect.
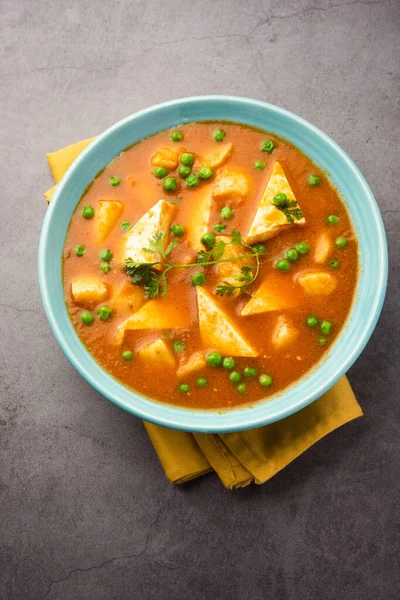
<box><xmin>241</xmin><ymin>275</ymin><xmax>298</xmax><ymax>316</ymax></box>
<box><xmin>215</xmin><ymin>235</ymin><xmax>255</xmax><ymax>296</ymax></box>
<box><xmin>177</xmin><ymin>351</ymin><xmax>207</xmax><ymax>379</ymax></box>
<box><xmin>197</xmin><ymin>287</ymin><xmax>258</xmax><ymax>357</ymax></box>
<box><xmin>297</xmin><ymin>272</ymin><xmax>337</xmax><ymax>295</ymax></box>
<box><xmin>96</xmin><ymin>200</ymin><xmax>124</xmax><ymax>243</ymax></box>
<box><xmin>123</xmin><ymin>200</ymin><xmax>176</xmax><ymax>268</ymax></box>
<box><xmin>112</xmin><ymin>282</ymin><xmax>145</xmax><ymax>313</ymax></box>
<box><xmin>71</xmin><ymin>279</ymin><xmax>112</xmax><ymax>309</ymax></box>
<box><xmin>245</xmin><ymin>162</ymin><xmax>305</xmax><ymax>245</ymax></box>
<box><xmin>314</xmin><ymin>232</ymin><xmax>332</xmax><ymax>264</ymax></box>
<box><xmin>200</xmin><ymin>143</ymin><xmax>233</xmax><ymax>169</ymax></box>
<box><xmin>185</xmin><ymin>188</ymin><xmax>213</xmax><ymax>253</ymax></box>
<box><xmin>212</xmin><ymin>167</ymin><xmax>250</xmax><ymax>201</ymax></box>
<box><xmin>272</xmin><ymin>315</ymin><xmax>299</xmax><ymax>349</ymax></box>
<box><xmin>137</xmin><ymin>338</ymin><xmax>176</xmax><ymax>368</ymax></box>
<box><xmin>150</xmin><ymin>146</ymin><xmax>180</xmax><ymax>169</ymax></box>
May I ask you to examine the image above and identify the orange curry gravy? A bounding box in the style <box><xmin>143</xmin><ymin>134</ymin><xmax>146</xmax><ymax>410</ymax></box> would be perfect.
<box><xmin>63</xmin><ymin>122</ymin><xmax>358</xmax><ymax>410</ymax></box>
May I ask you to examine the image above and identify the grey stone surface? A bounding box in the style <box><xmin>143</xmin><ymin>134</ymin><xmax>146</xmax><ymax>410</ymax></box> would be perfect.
<box><xmin>0</xmin><ymin>0</ymin><xmax>399</xmax><ymax>598</ymax></box>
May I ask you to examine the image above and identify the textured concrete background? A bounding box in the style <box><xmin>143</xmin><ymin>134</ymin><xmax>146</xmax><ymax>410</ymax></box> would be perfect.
<box><xmin>1</xmin><ymin>1</ymin><xmax>399</xmax><ymax>598</ymax></box>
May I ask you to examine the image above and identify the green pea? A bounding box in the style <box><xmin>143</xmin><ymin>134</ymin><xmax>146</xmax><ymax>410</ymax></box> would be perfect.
<box><xmin>186</xmin><ymin>173</ymin><xmax>200</xmax><ymax>187</ymax></box>
<box><xmin>171</xmin><ymin>224</ymin><xmax>184</xmax><ymax>236</ymax></box>
<box><xmin>308</xmin><ymin>174</ymin><xmax>320</xmax><ymax>186</ymax></box>
<box><xmin>171</xmin><ymin>131</ymin><xmax>183</xmax><ymax>142</ymax></box>
<box><xmin>196</xmin><ymin>377</ymin><xmax>208</xmax><ymax>388</ymax></box>
<box><xmin>244</xmin><ymin>367</ymin><xmax>258</xmax><ymax>378</ymax></box>
<box><xmin>253</xmin><ymin>243</ymin><xmax>265</xmax><ymax>255</ymax></box>
<box><xmin>201</xmin><ymin>232</ymin><xmax>215</xmax><ymax>248</ymax></box>
<box><xmin>286</xmin><ymin>248</ymin><xmax>299</xmax><ymax>262</ymax></box>
<box><xmin>163</xmin><ymin>177</ymin><xmax>178</xmax><ymax>192</ymax></box>
<box><xmin>192</xmin><ymin>272</ymin><xmax>206</xmax><ymax>286</ymax></box>
<box><xmin>120</xmin><ymin>221</ymin><xmax>132</xmax><ymax>231</ymax></box>
<box><xmin>320</xmin><ymin>320</ymin><xmax>333</xmax><ymax>335</ymax></box>
<box><xmin>259</xmin><ymin>374</ymin><xmax>273</xmax><ymax>387</ymax></box>
<box><xmin>254</xmin><ymin>160</ymin><xmax>265</xmax><ymax>170</ymax></box>
<box><xmin>336</xmin><ymin>236</ymin><xmax>348</xmax><ymax>249</ymax></box>
<box><xmin>306</xmin><ymin>315</ymin><xmax>319</xmax><ymax>328</ymax></box>
<box><xmin>99</xmin><ymin>249</ymin><xmax>113</xmax><ymax>262</ymax></box>
<box><xmin>179</xmin><ymin>383</ymin><xmax>190</xmax><ymax>393</ymax></box>
<box><xmin>180</xmin><ymin>152</ymin><xmax>194</xmax><ymax>166</ymax></box>
<box><xmin>198</xmin><ymin>167</ymin><xmax>213</xmax><ymax>180</ymax></box>
<box><xmin>97</xmin><ymin>306</ymin><xmax>112</xmax><ymax>320</ymax></box>
<box><xmin>82</xmin><ymin>206</ymin><xmax>94</xmax><ymax>219</ymax></box>
<box><xmin>221</xmin><ymin>206</ymin><xmax>233</xmax><ymax>220</ymax></box>
<box><xmin>213</xmin><ymin>129</ymin><xmax>226</xmax><ymax>142</ymax></box>
<box><xmin>100</xmin><ymin>262</ymin><xmax>111</xmax><ymax>274</ymax></box>
<box><xmin>329</xmin><ymin>258</ymin><xmax>340</xmax><ymax>269</ymax></box>
<box><xmin>206</xmin><ymin>352</ymin><xmax>223</xmax><ymax>367</ymax></box>
<box><xmin>327</xmin><ymin>214</ymin><xmax>339</xmax><ymax>225</ymax></box>
<box><xmin>229</xmin><ymin>371</ymin><xmax>241</xmax><ymax>384</ymax></box>
<box><xmin>214</xmin><ymin>223</ymin><xmax>226</xmax><ymax>233</ymax></box>
<box><xmin>296</xmin><ymin>242</ymin><xmax>310</xmax><ymax>255</ymax></box>
<box><xmin>262</xmin><ymin>140</ymin><xmax>275</xmax><ymax>153</ymax></box>
<box><xmin>237</xmin><ymin>383</ymin><xmax>247</xmax><ymax>394</ymax></box>
<box><xmin>317</xmin><ymin>337</ymin><xmax>327</xmax><ymax>346</ymax></box>
<box><xmin>122</xmin><ymin>350</ymin><xmax>133</xmax><ymax>361</ymax></box>
<box><xmin>75</xmin><ymin>245</ymin><xmax>85</xmax><ymax>257</ymax></box>
<box><xmin>153</xmin><ymin>166</ymin><xmax>167</xmax><ymax>179</ymax></box>
<box><xmin>273</xmin><ymin>192</ymin><xmax>287</xmax><ymax>207</ymax></box>
<box><xmin>222</xmin><ymin>357</ymin><xmax>235</xmax><ymax>370</ymax></box>
<box><xmin>178</xmin><ymin>165</ymin><xmax>191</xmax><ymax>179</ymax></box>
<box><xmin>80</xmin><ymin>311</ymin><xmax>94</xmax><ymax>325</ymax></box>
<box><xmin>109</xmin><ymin>176</ymin><xmax>120</xmax><ymax>186</ymax></box>
<box><xmin>276</xmin><ymin>258</ymin><xmax>290</xmax><ymax>272</ymax></box>
<box><xmin>173</xmin><ymin>340</ymin><xmax>184</xmax><ymax>353</ymax></box>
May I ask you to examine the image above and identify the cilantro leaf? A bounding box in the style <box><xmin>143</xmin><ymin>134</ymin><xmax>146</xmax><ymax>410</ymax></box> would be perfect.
<box><xmin>120</xmin><ymin>221</ymin><xmax>132</xmax><ymax>232</ymax></box>
<box><xmin>230</xmin><ymin>230</ymin><xmax>242</xmax><ymax>245</ymax></box>
<box><xmin>277</xmin><ymin>202</ymin><xmax>304</xmax><ymax>224</ymax></box>
<box><xmin>164</xmin><ymin>238</ymin><xmax>179</xmax><ymax>257</ymax></box>
<box><xmin>211</xmin><ymin>240</ymin><xmax>226</xmax><ymax>261</ymax></box>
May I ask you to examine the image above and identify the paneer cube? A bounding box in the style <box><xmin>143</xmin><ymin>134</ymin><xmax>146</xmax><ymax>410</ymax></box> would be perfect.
<box><xmin>185</xmin><ymin>188</ymin><xmax>213</xmax><ymax>253</ymax></box>
<box><xmin>241</xmin><ymin>275</ymin><xmax>298</xmax><ymax>316</ymax></box>
<box><xmin>96</xmin><ymin>200</ymin><xmax>124</xmax><ymax>243</ymax></box>
<box><xmin>314</xmin><ymin>232</ymin><xmax>332</xmax><ymax>264</ymax></box>
<box><xmin>215</xmin><ymin>235</ymin><xmax>255</xmax><ymax>296</ymax></box>
<box><xmin>196</xmin><ymin>287</ymin><xmax>258</xmax><ymax>357</ymax></box>
<box><xmin>245</xmin><ymin>162</ymin><xmax>305</xmax><ymax>245</ymax></box>
<box><xmin>297</xmin><ymin>272</ymin><xmax>337</xmax><ymax>295</ymax></box>
<box><xmin>177</xmin><ymin>351</ymin><xmax>207</xmax><ymax>379</ymax></box>
<box><xmin>112</xmin><ymin>281</ymin><xmax>145</xmax><ymax>313</ymax></box>
<box><xmin>150</xmin><ymin>146</ymin><xmax>181</xmax><ymax>169</ymax></box>
<box><xmin>71</xmin><ymin>279</ymin><xmax>112</xmax><ymax>309</ymax></box>
<box><xmin>212</xmin><ymin>167</ymin><xmax>250</xmax><ymax>201</ymax></box>
<box><xmin>272</xmin><ymin>315</ymin><xmax>299</xmax><ymax>349</ymax></box>
<box><xmin>200</xmin><ymin>143</ymin><xmax>233</xmax><ymax>169</ymax></box>
<box><xmin>115</xmin><ymin>297</ymin><xmax>189</xmax><ymax>343</ymax></box>
<box><xmin>123</xmin><ymin>200</ymin><xmax>176</xmax><ymax>268</ymax></box>
<box><xmin>137</xmin><ymin>338</ymin><xmax>176</xmax><ymax>368</ymax></box>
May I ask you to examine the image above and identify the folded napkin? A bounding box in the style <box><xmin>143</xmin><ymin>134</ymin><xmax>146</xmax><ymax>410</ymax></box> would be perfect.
<box><xmin>45</xmin><ymin>137</ymin><xmax>363</xmax><ymax>488</ymax></box>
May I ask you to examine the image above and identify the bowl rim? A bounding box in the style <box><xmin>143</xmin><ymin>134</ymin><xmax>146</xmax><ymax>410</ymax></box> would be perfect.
<box><xmin>38</xmin><ymin>95</ymin><xmax>388</xmax><ymax>432</ymax></box>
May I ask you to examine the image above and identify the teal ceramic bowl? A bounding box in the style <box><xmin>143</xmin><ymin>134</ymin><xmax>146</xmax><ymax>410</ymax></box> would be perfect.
<box><xmin>38</xmin><ymin>96</ymin><xmax>387</xmax><ymax>433</ymax></box>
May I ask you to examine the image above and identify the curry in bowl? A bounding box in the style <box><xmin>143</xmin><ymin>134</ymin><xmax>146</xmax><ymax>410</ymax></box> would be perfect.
<box><xmin>63</xmin><ymin>122</ymin><xmax>358</xmax><ymax>409</ymax></box>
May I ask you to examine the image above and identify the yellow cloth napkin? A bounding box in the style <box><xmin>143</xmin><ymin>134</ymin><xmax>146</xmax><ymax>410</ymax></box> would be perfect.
<box><xmin>45</xmin><ymin>138</ymin><xmax>363</xmax><ymax>488</ymax></box>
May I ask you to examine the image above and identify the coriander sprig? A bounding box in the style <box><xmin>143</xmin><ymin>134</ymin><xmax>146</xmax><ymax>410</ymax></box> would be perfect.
<box><xmin>277</xmin><ymin>199</ymin><xmax>304</xmax><ymax>224</ymax></box>
<box><xmin>124</xmin><ymin>231</ymin><xmax>263</xmax><ymax>299</ymax></box>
